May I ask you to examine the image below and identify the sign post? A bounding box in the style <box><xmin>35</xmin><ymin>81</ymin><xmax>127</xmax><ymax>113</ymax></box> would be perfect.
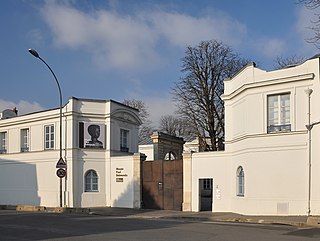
<box><xmin>56</xmin><ymin>157</ymin><xmax>66</xmax><ymax>207</ymax></box>
<box><xmin>56</xmin><ymin>157</ymin><xmax>66</xmax><ymax>168</ymax></box>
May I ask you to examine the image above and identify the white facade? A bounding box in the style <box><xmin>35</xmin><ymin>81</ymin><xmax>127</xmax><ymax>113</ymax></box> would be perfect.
<box><xmin>0</xmin><ymin>97</ymin><xmax>142</xmax><ymax>208</ymax></box>
<box><xmin>138</xmin><ymin>144</ymin><xmax>154</xmax><ymax>161</ymax></box>
<box><xmin>183</xmin><ymin>55</ymin><xmax>320</xmax><ymax>215</ymax></box>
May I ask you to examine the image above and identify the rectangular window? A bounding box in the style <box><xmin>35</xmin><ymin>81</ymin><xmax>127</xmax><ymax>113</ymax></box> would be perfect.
<box><xmin>21</xmin><ymin>128</ymin><xmax>29</xmax><ymax>152</ymax></box>
<box><xmin>267</xmin><ymin>93</ymin><xmax>291</xmax><ymax>133</ymax></box>
<box><xmin>44</xmin><ymin>125</ymin><xmax>54</xmax><ymax>149</ymax></box>
<box><xmin>120</xmin><ymin>129</ymin><xmax>129</xmax><ymax>152</ymax></box>
<box><xmin>202</xmin><ymin>179</ymin><xmax>212</xmax><ymax>190</ymax></box>
<box><xmin>0</xmin><ymin>131</ymin><xmax>7</xmax><ymax>154</ymax></box>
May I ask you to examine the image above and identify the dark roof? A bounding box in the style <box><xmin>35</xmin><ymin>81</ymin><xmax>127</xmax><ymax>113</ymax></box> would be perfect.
<box><xmin>181</xmin><ymin>135</ymin><xmax>197</xmax><ymax>142</ymax></box>
<box><xmin>139</xmin><ymin>137</ymin><xmax>153</xmax><ymax>145</ymax></box>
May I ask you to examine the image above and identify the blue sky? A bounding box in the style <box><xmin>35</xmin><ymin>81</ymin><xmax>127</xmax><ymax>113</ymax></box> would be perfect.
<box><xmin>0</xmin><ymin>0</ymin><xmax>318</xmax><ymax>126</ymax></box>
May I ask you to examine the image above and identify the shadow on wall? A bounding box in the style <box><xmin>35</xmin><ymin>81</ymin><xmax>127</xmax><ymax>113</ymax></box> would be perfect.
<box><xmin>0</xmin><ymin>158</ymin><xmax>40</xmax><ymax>206</ymax></box>
<box><xmin>111</xmin><ymin>178</ymin><xmax>162</xmax><ymax>210</ymax></box>
<box><xmin>74</xmin><ymin>149</ymin><xmax>87</xmax><ymax>208</ymax></box>
<box><xmin>142</xmin><ymin>182</ymin><xmax>161</xmax><ymax>210</ymax></box>
<box><xmin>112</xmin><ymin>180</ymin><xmax>138</xmax><ymax>208</ymax></box>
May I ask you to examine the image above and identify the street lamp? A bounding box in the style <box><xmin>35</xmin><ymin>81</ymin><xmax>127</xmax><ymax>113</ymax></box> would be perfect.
<box><xmin>28</xmin><ymin>48</ymin><xmax>64</xmax><ymax>208</ymax></box>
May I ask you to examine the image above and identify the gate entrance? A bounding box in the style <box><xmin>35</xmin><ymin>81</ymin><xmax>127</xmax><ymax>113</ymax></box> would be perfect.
<box><xmin>199</xmin><ymin>178</ymin><xmax>213</xmax><ymax>211</ymax></box>
<box><xmin>142</xmin><ymin>159</ymin><xmax>183</xmax><ymax>210</ymax></box>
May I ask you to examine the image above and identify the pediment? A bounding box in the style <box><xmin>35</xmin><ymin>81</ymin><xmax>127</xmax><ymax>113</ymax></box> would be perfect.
<box><xmin>111</xmin><ymin>109</ymin><xmax>142</xmax><ymax>125</ymax></box>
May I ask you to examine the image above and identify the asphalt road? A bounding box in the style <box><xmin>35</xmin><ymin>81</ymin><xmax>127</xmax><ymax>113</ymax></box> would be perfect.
<box><xmin>0</xmin><ymin>210</ymin><xmax>320</xmax><ymax>241</ymax></box>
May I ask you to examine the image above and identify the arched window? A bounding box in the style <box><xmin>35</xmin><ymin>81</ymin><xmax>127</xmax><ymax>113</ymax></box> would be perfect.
<box><xmin>237</xmin><ymin>166</ymin><xmax>244</xmax><ymax>196</ymax></box>
<box><xmin>164</xmin><ymin>152</ymin><xmax>176</xmax><ymax>160</ymax></box>
<box><xmin>85</xmin><ymin>170</ymin><xmax>98</xmax><ymax>192</ymax></box>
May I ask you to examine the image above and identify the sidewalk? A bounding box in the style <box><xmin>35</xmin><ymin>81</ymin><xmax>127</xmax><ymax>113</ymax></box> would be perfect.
<box><xmin>2</xmin><ymin>205</ymin><xmax>320</xmax><ymax>228</ymax></box>
<box><xmin>88</xmin><ymin>207</ymin><xmax>320</xmax><ymax>228</ymax></box>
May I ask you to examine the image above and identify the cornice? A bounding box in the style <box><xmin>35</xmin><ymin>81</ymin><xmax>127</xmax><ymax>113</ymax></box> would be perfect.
<box><xmin>222</xmin><ymin>73</ymin><xmax>315</xmax><ymax>101</ymax></box>
<box><xmin>225</xmin><ymin>130</ymin><xmax>307</xmax><ymax>144</ymax></box>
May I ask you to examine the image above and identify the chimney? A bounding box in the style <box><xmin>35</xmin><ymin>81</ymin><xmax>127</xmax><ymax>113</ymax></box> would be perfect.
<box><xmin>12</xmin><ymin>107</ymin><xmax>18</xmax><ymax>115</ymax></box>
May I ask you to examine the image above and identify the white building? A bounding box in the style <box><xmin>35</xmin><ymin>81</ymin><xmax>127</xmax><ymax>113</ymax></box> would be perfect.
<box><xmin>0</xmin><ymin>97</ymin><xmax>143</xmax><ymax>208</ymax></box>
<box><xmin>183</xmin><ymin>55</ymin><xmax>320</xmax><ymax>215</ymax></box>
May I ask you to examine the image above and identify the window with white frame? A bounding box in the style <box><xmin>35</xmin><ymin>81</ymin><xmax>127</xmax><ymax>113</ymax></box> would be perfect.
<box><xmin>267</xmin><ymin>93</ymin><xmax>291</xmax><ymax>133</ymax></box>
<box><xmin>120</xmin><ymin>129</ymin><xmax>129</xmax><ymax>152</ymax></box>
<box><xmin>85</xmin><ymin>170</ymin><xmax>98</xmax><ymax>192</ymax></box>
<box><xmin>237</xmin><ymin>166</ymin><xmax>245</xmax><ymax>197</ymax></box>
<box><xmin>21</xmin><ymin>128</ymin><xmax>29</xmax><ymax>152</ymax></box>
<box><xmin>44</xmin><ymin>125</ymin><xmax>54</xmax><ymax>149</ymax></box>
<box><xmin>0</xmin><ymin>131</ymin><xmax>7</xmax><ymax>154</ymax></box>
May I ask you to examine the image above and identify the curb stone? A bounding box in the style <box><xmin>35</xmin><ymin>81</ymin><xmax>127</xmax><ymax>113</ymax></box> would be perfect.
<box><xmin>0</xmin><ymin>205</ymin><xmax>90</xmax><ymax>214</ymax></box>
<box><xmin>16</xmin><ymin>205</ymin><xmax>45</xmax><ymax>212</ymax></box>
<box><xmin>1</xmin><ymin>205</ymin><xmax>319</xmax><ymax>228</ymax></box>
<box><xmin>307</xmin><ymin>217</ymin><xmax>320</xmax><ymax>227</ymax></box>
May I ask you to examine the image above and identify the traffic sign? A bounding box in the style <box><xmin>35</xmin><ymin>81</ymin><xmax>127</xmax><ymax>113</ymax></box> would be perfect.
<box><xmin>56</xmin><ymin>157</ymin><xmax>66</xmax><ymax>168</ymax></box>
<box><xmin>56</xmin><ymin>168</ymin><xmax>66</xmax><ymax>178</ymax></box>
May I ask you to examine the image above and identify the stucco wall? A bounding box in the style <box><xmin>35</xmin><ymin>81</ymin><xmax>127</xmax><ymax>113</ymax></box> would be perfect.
<box><xmin>188</xmin><ymin>130</ymin><xmax>313</xmax><ymax>215</ymax></box>
<box><xmin>0</xmin><ymin>151</ymin><xmax>61</xmax><ymax>207</ymax></box>
<box><xmin>186</xmin><ymin>56</ymin><xmax>320</xmax><ymax>215</ymax></box>
<box><xmin>0</xmin><ymin>97</ymin><xmax>141</xmax><ymax>208</ymax></box>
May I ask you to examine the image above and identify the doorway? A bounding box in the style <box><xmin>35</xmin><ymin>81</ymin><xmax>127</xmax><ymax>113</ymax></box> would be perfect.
<box><xmin>199</xmin><ymin>178</ymin><xmax>213</xmax><ymax>211</ymax></box>
<box><xmin>142</xmin><ymin>159</ymin><xmax>183</xmax><ymax>210</ymax></box>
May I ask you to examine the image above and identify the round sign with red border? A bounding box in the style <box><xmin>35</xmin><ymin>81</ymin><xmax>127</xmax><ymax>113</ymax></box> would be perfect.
<box><xmin>56</xmin><ymin>168</ymin><xmax>66</xmax><ymax>178</ymax></box>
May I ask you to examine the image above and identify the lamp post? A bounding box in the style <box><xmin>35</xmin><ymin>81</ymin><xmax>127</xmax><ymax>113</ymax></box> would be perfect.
<box><xmin>28</xmin><ymin>48</ymin><xmax>63</xmax><ymax>208</ymax></box>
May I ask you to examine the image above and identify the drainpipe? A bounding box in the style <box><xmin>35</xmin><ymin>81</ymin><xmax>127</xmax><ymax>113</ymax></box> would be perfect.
<box><xmin>305</xmin><ymin>88</ymin><xmax>313</xmax><ymax>216</ymax></box>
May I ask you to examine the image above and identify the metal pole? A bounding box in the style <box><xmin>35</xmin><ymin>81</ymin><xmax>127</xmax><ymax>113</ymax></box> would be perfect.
<box><xmin>28</xmin><ymin>49</ymin><xmax>64</xmax><ymax>208</ymax></box>
<box><xmin>308</xmin><ymin>117</ymin><xmax>311</xmax><ymax>216</ymax></box>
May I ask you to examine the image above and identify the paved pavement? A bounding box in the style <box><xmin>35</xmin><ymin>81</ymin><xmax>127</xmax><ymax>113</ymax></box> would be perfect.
<box><xmin>1</xmin><ymin>205</ymin><xmax>320</xmax><ymax>228</ymax></box>
<box><xmin>87</xmin><ymin>207</ymin><xmax>319</xmax><ymax>227</ymax></box>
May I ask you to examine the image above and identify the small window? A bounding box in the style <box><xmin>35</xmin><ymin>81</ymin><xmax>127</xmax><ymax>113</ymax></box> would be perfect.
<box><xmin>0</xmin><ymin>131</ymin><xmax>7</xmax><ymax>154</ymax></box>
<box><xmin>85</xmin><ymin>170</ymin><xmax>98</xmax><ymax>192</ymax></box>
<box><xmin>21</xmin><ymin>128</ymin><xmax>29</xmax><ymax>152</ymax></box>
<box><xmin>120</xmin><ymin>129</ymin><xmax>129</xmax><ymax>152</ymax></box>
<box><xmin>237</xmin><ymin>166</ymin><xmax>245</xmax><ymax>197</ymax></box>
<box><xmin>202</xmin><ymin>179</ymin><xmax>212</xmax><ymax>190</ymax></box>
<box><xmin>267</xmin><ymin>93</ymin><xmax>291</xmax><ymax>133</ymax></box>
<box><xmin>44</xmin><ymin>125</ymin><xmax>54</xmax><ymax>150</ymax></box>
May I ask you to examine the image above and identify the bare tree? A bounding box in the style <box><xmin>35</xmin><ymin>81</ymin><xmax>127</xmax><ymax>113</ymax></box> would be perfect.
<box><xmin>298</xmin><ymin>0</ymin><xmax>320</xmax><ymax>8</ymax></box>
<box><xmin>159</xmin><ymin>115</ymin><xmax>177</xmax><ymax>136</ymax></box>
<box><xmin>123</xmin><ymin>99</ymin><xmax>153</xmax><ymax>143</ymax></box>
<box><xmin>274</xmin><ymin>55</ymin><xmax>305</xmax><ymax>69</ymax></box>
<box><xmin>173</xmin><ymin>40</ymin><xmax>249</xmax><ymax>151</ymax></box>
<box><xmin>298</xmin><ymin>0</ymin><xmax>320</xmax><ymax>47</ymax></box>
<box><xmin>159</xmin><ymin>115</ymin><xmax>193</xmax><ymax>137</ymax></box>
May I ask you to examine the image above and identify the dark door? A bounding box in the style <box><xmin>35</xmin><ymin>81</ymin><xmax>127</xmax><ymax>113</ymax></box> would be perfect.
<box><xmin>199</xmin><ymin>178</ymin><xmax>213</xmax><ymax>211</ymax></box>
